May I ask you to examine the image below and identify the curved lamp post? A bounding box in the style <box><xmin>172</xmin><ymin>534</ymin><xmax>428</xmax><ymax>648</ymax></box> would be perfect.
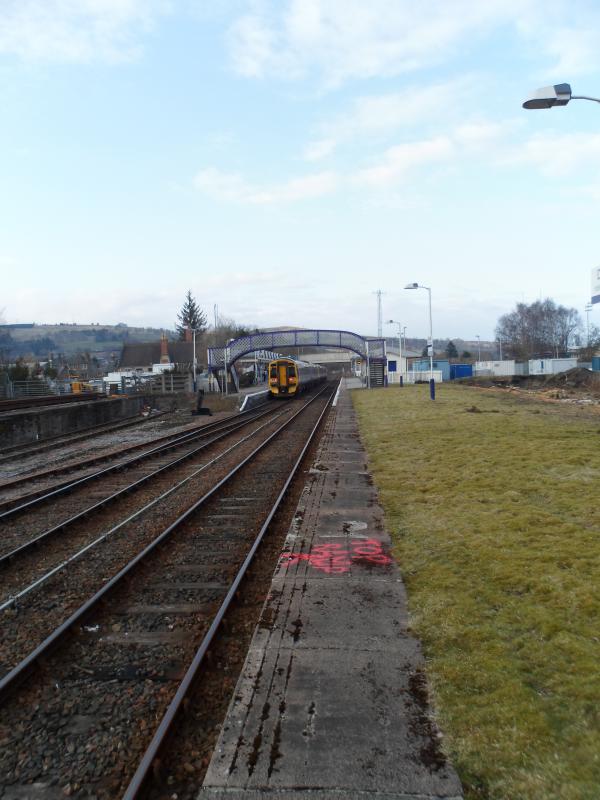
<box><xmin>523</xmin><ymin>83</ymin><xmax>600</xmax><ymax>109</ymax></box>
<box><xmin>404</xmin><ymin>282</ymin><xmax>435</xmax><ymax>400</ymax></box>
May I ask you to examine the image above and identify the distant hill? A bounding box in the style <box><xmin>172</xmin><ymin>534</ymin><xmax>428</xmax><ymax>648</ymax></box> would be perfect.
<box><xmin>0</xmin><ymin>323</ymin><xmax>175</xmax><ymax>359</ymax></box>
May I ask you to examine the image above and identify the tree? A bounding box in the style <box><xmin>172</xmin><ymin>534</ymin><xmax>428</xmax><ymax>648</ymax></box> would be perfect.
<box><xmin>445</xmin><ymin>340</ymin><xmax>458</xmax><ymax>358</ymax></box>
<box><xmin>176</xmin><ymin>290</ymin><xmax>207</xmax><ymax>340</ymax></box>
<box><xmin>577</xmin><ymin>324</ymin><xmax>600</xmax><ymax>360</ymax></box>
<box><xmin>495</xmin><ymin>298</ymin><xmax>581</xmax><ymax>359</ymax></box>
<box><xmin>461</xmin><ymin>351</ymin><xmax>472</xmax><ymax>359</ymax></box>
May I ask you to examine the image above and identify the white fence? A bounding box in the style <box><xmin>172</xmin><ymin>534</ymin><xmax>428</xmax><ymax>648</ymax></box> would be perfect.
<box><xmin>401</xmin><ymin>370</ymin><xmax>443</xmax><ymax>384</ymax></box>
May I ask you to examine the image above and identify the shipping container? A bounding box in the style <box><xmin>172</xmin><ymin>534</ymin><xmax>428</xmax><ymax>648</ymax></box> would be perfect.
<box><xmin>411</xmin><ymin>359</ymin><xmax>450</xmax><ymax>381</ymax></box>
<box><xmin>528</xmin><ymin>357</ymin><xmax>577</xmax><ymax>375</ymax></box>
<box><xmin>592</xmin><ymin>357</ymin><xmax>600</xmax><ymax>372</ymax></box>
<box><xmin>450</xmin><ymin>364</ymin><xmax>473</xmax><ymax>379</ymax></box>
<box><xmin>474</xmin><ymin>360</ymin><xmax>517</xmax><ymax>377</ymax></box>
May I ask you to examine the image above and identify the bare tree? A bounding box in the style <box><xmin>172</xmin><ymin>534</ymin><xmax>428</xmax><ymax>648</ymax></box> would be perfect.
<box><xmin>495</xmin><ymin>299</ymin><xmax>581</xmax><ymax>359</ymax></box>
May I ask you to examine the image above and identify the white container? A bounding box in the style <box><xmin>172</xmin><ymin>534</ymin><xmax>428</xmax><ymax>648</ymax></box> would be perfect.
<box><xmin>474</xmin><ymin>360</ymin><xmax>517</xmax><ymax>377</ymax></box>
<box><xmin>528</xmin><ymin>358</ymin><xmax>577</xmax><ymax>375</ymax></box>
<box><xmin>405</xmin><ymin>370</ymin><xmax>443</xmax><ymax>384</ymax></box>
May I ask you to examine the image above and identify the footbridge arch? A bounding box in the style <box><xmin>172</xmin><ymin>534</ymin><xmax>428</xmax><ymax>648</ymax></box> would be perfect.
<box><xmin>208</xmin><ymin>329</ymin><xmax>387</xmax><ymax>390</ymax></box>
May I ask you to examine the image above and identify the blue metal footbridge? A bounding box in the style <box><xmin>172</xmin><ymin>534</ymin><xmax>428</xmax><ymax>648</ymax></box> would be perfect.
<box><xmin>208</xmin><ymin>329</ymin><xmax>387</xmax><ymax>392</ymax></box>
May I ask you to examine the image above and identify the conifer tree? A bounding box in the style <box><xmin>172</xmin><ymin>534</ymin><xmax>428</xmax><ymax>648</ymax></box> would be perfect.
<box><xmin>445</xmin><ymin>340</ymin><xmax>458</xmax><ymax>358</ymax></box>
<box><xmin>176</xmin><ymin>290</ymin><xmax>207</xmax><ymax>340</ymax></box>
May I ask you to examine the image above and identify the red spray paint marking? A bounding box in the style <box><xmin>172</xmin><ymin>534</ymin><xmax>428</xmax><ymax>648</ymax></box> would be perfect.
<box><xmin>280</xmin><ymin>538</ymin><xmax>392</xmax><ymax>574</ymax></box>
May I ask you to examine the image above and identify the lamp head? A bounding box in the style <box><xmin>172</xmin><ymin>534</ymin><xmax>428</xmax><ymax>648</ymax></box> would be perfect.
<box><xmin>404</xmin><ymin>282</ymin><xmax>419</xmax><ymax>289</ymax></box>
<box><xmin>523</xmin><ymin>83</ymin><xmax>571</xmax><ymax>109</ymax></box>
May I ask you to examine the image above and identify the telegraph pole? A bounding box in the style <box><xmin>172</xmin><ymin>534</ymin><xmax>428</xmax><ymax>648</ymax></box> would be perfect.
<box><xmin>373</xmin><ymin>289</ymin><xmax>385</xmax><ymax>337</ymax></box>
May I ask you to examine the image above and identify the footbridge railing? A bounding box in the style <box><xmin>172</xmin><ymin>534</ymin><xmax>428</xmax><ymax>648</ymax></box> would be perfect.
<box><xmin>208</xmin><ymin>329</ymin><xmax>386</xmax><ymax>372</ymax></box>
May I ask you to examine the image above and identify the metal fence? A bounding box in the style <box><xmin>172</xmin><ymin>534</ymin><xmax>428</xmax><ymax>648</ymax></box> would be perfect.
<box><xmin>0</xmin><ymin>379</ymin><xmax>58</xmax><ymax>399</ymax></box>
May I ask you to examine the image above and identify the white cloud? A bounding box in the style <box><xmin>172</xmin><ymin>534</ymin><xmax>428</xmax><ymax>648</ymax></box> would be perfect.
<box><xmin>500</xmin><ymin>131</ymin><xmax>600</xmax><ymax>177</ymax></box>
<box><xmin>228</xmin><ymin>0</ymin><xmax>523</xmax><ymax>85</ymax></box>
<box><xmin>515</xmin><ymin>6</ymin><xmax>600</xmax><ymax>78</ymax></box>
<box><xmin>303</xmin><ymin>78</ymin><xmax>476</xmax><ymax>160</ymax></box>
<box><xmin>0</xmin><ymin>0</ymin><xmax>169</xmax><ymax>62</ymax></box>
<box><xmin>194</xmin><ymin>166</ymin><xmax>338</xmax><ymax>204</ymax></box>
<box><xmin>228</xmin><ymin>0</ymin><xmax>600</xmax><ymax>86</ymax></box>
<box><xmin>196</xmin><ymin>122</ymin><xmax>600</xmax><ymax>205</ymax></box>
<box><xmin>303</xmin><ymin>138</ymin><xmax>336</xmax><ymax>161</ymax></box>
<box><xmin>354</xmin><ymin>136</ymin><xmax>455</xmax><ymax>186</ymax></box>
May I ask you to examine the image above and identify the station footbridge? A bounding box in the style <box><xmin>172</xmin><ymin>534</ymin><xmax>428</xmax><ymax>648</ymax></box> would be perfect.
<box><xmin>208</xmin><ymin>329</ymin><xmax>387</xmax><ymax>392</ymax></box>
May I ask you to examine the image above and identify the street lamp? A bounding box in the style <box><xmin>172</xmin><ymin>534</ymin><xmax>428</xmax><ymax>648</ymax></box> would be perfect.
<box><xmin>192</xmin><ymin>328</ymin><xmax>200</xmax><ymax>392</ymax></box>
<box><xmin>476</xmin><ymin>334</ymin><xmax>481</xmax><ymax>362</ymax></box>
<box><xmin>523</xmin><ymin>83</ymin><xmax>600</xmax><ymax>109</ymax></box>
<box><xmin>404</xmin><ymin>282</ymin><xmax>434</xmax><ymax>400</ymax></box>
<box><xmin>386</xmin><ymin>319</ymin><xmax>404</xmax><ymax>386</ymax></box>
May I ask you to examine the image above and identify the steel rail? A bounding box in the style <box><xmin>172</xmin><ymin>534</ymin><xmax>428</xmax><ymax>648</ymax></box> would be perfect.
<box><xmin>0</xmin><ymin>405</ymin><xmax>291</xmax><ymax>612</ymax></box>
<box><xmin>0</xmin><ymin>403</ymin><xmax>273</xmax><ymax>520</ymax></box>
<box><xmin>123</xmin><ymin>386</ymin><xmax>334</xmax><ymax>799</ymax></box>
<box><xmin>0</xmin><ymin>403</ymin><xmax>289</xmax><ymax>573</ymax></box>
<box><xmin>0</xmin><ymin>402</ymin><xmax>269</xmax><ymax>499</ymax></box>
<box><xmin>0</xmin><ymin>386</ymin><xmax>330</xmax><ymax>705</ymax></box>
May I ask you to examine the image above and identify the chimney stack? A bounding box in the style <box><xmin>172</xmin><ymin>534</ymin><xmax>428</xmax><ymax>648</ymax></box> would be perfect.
<box><xmin>160</xmin><ymin>332</ymin><xmax>170</xmax><ymax>364</ymax></box>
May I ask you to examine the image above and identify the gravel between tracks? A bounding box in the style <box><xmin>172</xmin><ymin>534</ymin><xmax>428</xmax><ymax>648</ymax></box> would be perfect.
<box><xmin>0</xmin><ymin>406</ymin><xmax>293</xmax><ymax>676</ymax></box>
<box><xmin>0</xmin><ymin>390</ymin><xmax>331</xmax><ymax>799</ymax></box>
<box><xmin>0</xmin><ymin>410</ymin><xmax>233</xmax><ymax>489</ymax></box>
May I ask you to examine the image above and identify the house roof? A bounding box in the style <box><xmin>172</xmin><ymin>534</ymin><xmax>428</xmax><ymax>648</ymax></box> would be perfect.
<box><xmin>119</xmin><ymin>341</ymin><xmax>203</xmax><ymax>369</ymax></box>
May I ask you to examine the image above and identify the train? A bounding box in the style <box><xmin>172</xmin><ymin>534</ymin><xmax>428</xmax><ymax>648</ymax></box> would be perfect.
<box><xmin>268</xmin><ymin>358</ymin><xmax>327</xmax><ymax>398</ymax></box>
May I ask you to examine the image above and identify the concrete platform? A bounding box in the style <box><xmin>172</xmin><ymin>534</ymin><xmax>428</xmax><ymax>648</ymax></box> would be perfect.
<box><xmin>200</xmin><ymin>380</ymin><xmax>463</xmax><ymax>800</ymax></box>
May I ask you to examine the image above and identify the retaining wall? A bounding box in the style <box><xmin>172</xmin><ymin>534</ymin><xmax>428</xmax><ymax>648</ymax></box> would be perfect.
<box><xmin>0</xmin><ymin>396</ymin><xmax>148</xmax><ymax>449</ymax></box>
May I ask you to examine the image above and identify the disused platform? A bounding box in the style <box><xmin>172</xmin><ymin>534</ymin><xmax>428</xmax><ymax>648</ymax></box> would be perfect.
<box><xmin>199</xmin><ymin>380</ymin><xmax>462</xmax><ymax>800</ymax></box>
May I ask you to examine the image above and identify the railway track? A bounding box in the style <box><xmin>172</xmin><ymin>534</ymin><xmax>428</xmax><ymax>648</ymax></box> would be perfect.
<box><xmin>0</xmin><ymin>383</ymin><xmax>334</xmax><ymax>798</ymax></box>
<box><xmin>0</xmin><ymin>401</ymin><xmax>290</xmax><ymax>645</ymax></box>
<box><xmin>0</xmin><ymin>403</ymin><xmax>271</xmax><ymax>512</ymax></box>
<box><xmin>0</xmin><ymin>409</ymin><xmax>166</xmax><ymax>465</ymax></box>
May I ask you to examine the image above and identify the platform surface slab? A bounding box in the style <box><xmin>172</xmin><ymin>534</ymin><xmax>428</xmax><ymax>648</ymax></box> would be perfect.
<box><xmin>199</xmin><ymin>381</ymin><xmax>463</xmax><ymax>800</ymax></box>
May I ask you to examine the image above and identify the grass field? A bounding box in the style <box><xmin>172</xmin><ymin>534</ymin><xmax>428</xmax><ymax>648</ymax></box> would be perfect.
<box><xmin>352</xmin><ymin>384</ymin><xmax>600</xmax><ymax>800</ymax></box>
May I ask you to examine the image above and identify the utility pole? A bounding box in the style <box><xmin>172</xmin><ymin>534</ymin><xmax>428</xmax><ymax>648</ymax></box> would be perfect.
<box><xmin>213</xmin><ymin>304</ymin><xmax>219</xmax><ymax>331</ymax></box>
<box><xmin>373</xmin><ymin>289</ymin><xmax>385</xmax><ymax>337</ymax></box>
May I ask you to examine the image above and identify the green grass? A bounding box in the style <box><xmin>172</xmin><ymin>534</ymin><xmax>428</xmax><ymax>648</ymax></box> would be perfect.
<box><xmin>352</xmin><ymin>384</ymin><xmax>600</xmax><ymax>800</ymax></box>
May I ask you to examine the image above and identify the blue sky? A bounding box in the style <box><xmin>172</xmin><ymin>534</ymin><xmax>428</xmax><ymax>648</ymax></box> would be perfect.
<box><xmin>1</xmin><ymin>0</ymin><xmax>600</xmax><ymax>340</ymax></box>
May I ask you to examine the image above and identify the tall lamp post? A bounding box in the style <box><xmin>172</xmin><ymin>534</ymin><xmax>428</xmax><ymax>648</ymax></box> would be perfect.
<box><xmin>404</xmin><ymin>282</ymin><xmax>434</xmax><ymax>400</ymax></box>
<box><xmin>386</xmin><ymin>319</ymin><xmax>404</xmax><ymax>386</ymax></box>
<box><xmin>476</xmin><ymin>334</ymin><xmax>481</xmax><ymax>362</ymax></box>
<box><xmin>585</xmin><ymin>303</ymin><xmax>593</xmax><ymax>347</ymax></box>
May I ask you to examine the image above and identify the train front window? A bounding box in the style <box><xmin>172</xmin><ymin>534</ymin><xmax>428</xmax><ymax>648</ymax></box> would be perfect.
<box><xmin>269</xmin><ymin>365</ymin><xmax>277</xmax><ymax>379</ymax></box>
<box><xmin>287</xmin><ymin>365</ymin><xmax>297</xmax><ymax>380</ymax></box>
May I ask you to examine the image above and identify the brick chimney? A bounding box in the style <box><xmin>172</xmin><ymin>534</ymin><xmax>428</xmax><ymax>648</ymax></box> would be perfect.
<box><xmin>184</xmin><ymin>327</ymin><xmax>193</xmax><ymax>343</ymax></box>
<box><xmin>160</xmin><ymin>332</ymin><xmax>170</xmax><ymax>364</ymax></box>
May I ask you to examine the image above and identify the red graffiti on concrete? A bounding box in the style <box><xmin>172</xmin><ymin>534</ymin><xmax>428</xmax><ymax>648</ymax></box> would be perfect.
<box><xmin>280</xmin><ymin>538</ymin><xmax>392</xmax><ymax>574</ymax></box>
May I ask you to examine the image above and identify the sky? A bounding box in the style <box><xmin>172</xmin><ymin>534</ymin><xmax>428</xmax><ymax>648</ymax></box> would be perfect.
<box><xmin>1</xmin><ymin>0</ymin><xmax>600</xmax><ymax>341</ymax></box>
